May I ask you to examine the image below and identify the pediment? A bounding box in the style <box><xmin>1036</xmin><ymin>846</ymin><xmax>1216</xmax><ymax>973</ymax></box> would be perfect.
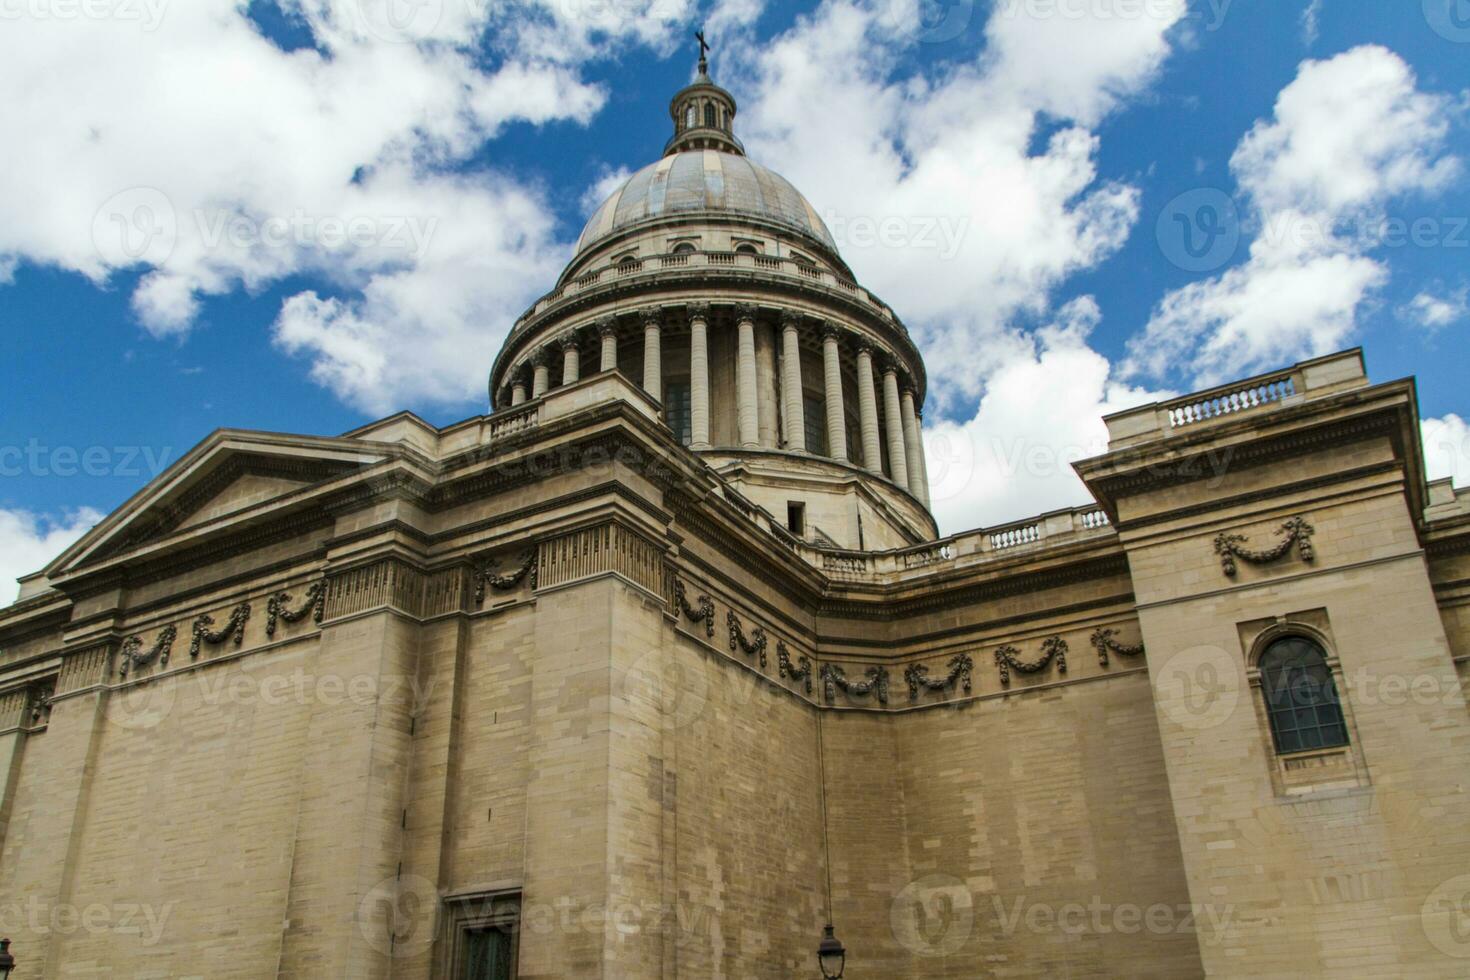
<box><xmin>46</xmin><ymin>431</ymin><xmax>394</xmax><ymax>576</ymax></box>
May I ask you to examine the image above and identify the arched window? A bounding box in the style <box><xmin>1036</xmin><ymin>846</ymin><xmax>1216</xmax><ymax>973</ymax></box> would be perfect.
<box><xmin>705</xmin><ymin>103</ymin><xmax>717</xmax><ymax>128</ymax></box>
<box><xmin>686</xmin><ymin>105</ymin><xmax>696</xmax><ymax>128</ymax></box>
<box><xmin>735</xmin><ymin>243</ymin><xmax>760</xmax><ymax>256</ymax></box>
<box><xmin>1257</xmin><ymin>636</ymin><xmax>1348</xmax><ymax>754</ymax></box>
<box><xmin>672</xmin><ymin>242</ymin><xmax>697</xmax><ymax>255</ymax></box>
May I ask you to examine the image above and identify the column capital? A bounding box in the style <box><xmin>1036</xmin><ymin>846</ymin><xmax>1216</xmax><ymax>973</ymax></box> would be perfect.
<box><xmin>821</xmin><ymin>321</ymin><xmax>844</xmax><ymax>344</ymax></box>
<box><xmin>734</xmin><ymin>302</ymin><xmax>758</xmax><ymax>323</ymax></box>
<box><xmin>558</xmin><ymin>330</ymin><xmax>581</xmax><ymax>351</ymax></box>
<box><xmin>686</xmin><ymin>302</ymin><xmax>710</xmax><ymax>322</ymax></box>
<box><xmin>642</xmin><ymin>308</ymin><xmax>664</xmax><ymax>330</ymax></box>
<box><xmin>780</xmin><ymin>309</ymin><xmax>803</xmax><ymax>332</ymax></box>
<box><xmin>595</xmin><ymin>317</ymin><xmax>617</xmax><ymax>338</ymax></box>
<box><xmin>855</xmin><ymin>340</ymin><xmax>876</xmax><ymax>359</ymax></box>
<box><xmin>530</xmin><ymin>347</ymin><xmax>551</xmax><ymax>367</ymax></box>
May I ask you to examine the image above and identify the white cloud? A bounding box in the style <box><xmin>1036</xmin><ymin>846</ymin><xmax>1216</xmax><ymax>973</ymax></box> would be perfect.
<box><xmin>1423</xmin><ymin>414</ymin><xmax>1470</xmax><ymax>489</ymax></box>
<box><xmin>0</xmin><ymin>509</ymin><xmax>103</xmax><ymax>606</ymax></box>
<box><xmin>1300</xmin><ymin>0</ymin><xmax>1323</xmax><ymax>45</ymax></box>
<box><xmin>731</xmin><ymin>0</ymin><xmax>1184</xmax><ymax>414</ymax></box>
<box><xmin>1400</xmin><ymin>286</ymin><xmax>1470</xmax><ymax>332</ymax></box>
<box><xmin>0</xmin><ymin>0</ymin><xmax>608</xmax><ymax>408</ymax></box>
<box><xmin>1126</xmin><ymin>46</ymin><xmax>1460</xmax><ymax>386</ymax></box>
<box><xmin>924</xmin><ymin>298</ymin><xmax>1172</xmax><ymax>531</ymax></box>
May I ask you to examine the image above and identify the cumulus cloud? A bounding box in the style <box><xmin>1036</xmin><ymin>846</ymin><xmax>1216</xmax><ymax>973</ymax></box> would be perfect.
<box><xmin>0</xmin><ymin>0</ymin><xmax>606</xmax><ymax>408</ymax></box>
<box><xmin>1423</xmin><ymin>414</ymin><xmax>1470</xmax><ymax>489</ymax></box>
<box><xmin>924</xmin><ymin>298</ymin><xmax>1172</xmax><ymax>531</ymax></box>
<box><xmin>715</xmin><ymin>0</ymin><xmax>1184</xmax><ymax>528</ymax></box>
<box><xmin>0</xmin><ymin>509</ymin><xmax>104</xmax><ymax>606</ymax></box>
<box><xmin>1399</xmin><ymin>286</ymin><xmax>1470</xmax><ymax>332</ymax></box>
<box><xmin>1125</xmin><ymin>46</ymin><xmax>1461</xmax><ymax>386</ymax></box>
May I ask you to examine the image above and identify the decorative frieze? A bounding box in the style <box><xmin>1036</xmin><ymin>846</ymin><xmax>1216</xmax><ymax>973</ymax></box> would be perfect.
<box><xmin>995</xmin><ymin>636</ymin><xmax>1067</xmax><ymax>686</ymax></box>
<box><xmin>1091</xmin><ymin>627</ymin><xmax>1145</xmax><ymax>667</ymax></box>
<box><xmin>58</xmin><ymin>645</ymin><xmax>112</xmax><ymax>693</ymax></box>
<box><xmin>904</xmin><ymin>653</ymin><xmax>973</xmax><ymax>701</ymax></box>
<box><xmin>673</xmin><ymin>579</ymin><xmax>716</xmax><ymax>638</ymax></box>
<box><xmin>1214</xmin><ymin>516</ymin><xmax>1315</xmax><ymax>577</ymax></box>
<box><xmin>118</xmin><ymin>625</ymin><xmax>178</xmax><ymax>678</ymax></box>
<box><xmin>777</xmin><ymin>640</ymin><xmax>813</xmax><ymax>694</ymax></box>
<box><xmin>266</xmin><ymin>581</ymin><xmax>327</xmax><ymax>637</ymax></box>
<box><xmin>820</xmin><ymin>663</ymin><xmax>890</xmax><ymax>706</ymax></box>
<box><xmin>474</xmin><ymin>551</ymin><xmax>538</xmax><ymax>605</ymax></box>
<box><xmin>727</xmin><ymin>611</ymin><xmax>768</xmax><ymax>669</ymax></box>
<box><xmin>190</xmin><ymin>603</ymin><xmax>252</xmax><ymax>659</ymax></box>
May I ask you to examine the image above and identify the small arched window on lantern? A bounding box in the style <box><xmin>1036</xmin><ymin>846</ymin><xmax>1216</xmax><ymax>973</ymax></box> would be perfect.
<box><xmin>686</xmin><ymin>105</ymin><xmax>697</xmax><ymax>128</ymax></box>
<box><xmin>705</xmin><ymin>103</ymin><xmax>717</xmax><ymax>128</ymax></box>
<box><xmin>1257</xmin><ymin>635</ymin><xmax>1348</xmax><ymax>754</ymax></box>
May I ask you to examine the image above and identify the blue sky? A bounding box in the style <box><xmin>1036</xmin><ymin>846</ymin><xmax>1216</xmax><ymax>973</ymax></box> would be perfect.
<box><xmin>1</xmin><ymin>0</ymin><xmax>1468</xmax><ymax>598</ymax></box>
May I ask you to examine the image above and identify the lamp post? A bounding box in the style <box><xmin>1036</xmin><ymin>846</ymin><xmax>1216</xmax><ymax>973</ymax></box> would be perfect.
<box><xmin>816</xmin><ymin>923</ymin><xmax>846</xmax><ymax>979</ymax></box>
<box><xmin>0</xmin><ymin>938</ymin><xmax>16</xmax><ymax>978</ymax></box>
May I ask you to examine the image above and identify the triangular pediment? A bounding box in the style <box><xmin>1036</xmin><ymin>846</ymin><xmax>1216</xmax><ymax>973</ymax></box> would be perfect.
<box><xmin>45</xmin><ymin>430</ymin><xmax>398</xmax><ymax>578</ymax></box>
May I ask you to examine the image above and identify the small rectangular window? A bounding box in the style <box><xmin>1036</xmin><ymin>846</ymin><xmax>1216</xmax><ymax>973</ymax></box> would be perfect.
<box><xmin>788</xmin><ymin>501</ymin><xmax>806</xmax><ymax>537</ymax></box>
<box><xmin>446</xmin><ymin>892</ymin><xmax>520</xmax><ymax>980</ymax></box>
<box><xmin>665</xmin><ymin>381</ymin><xmax>693</xmax><ymax>446</ymax></box>
<box><xmin>803</xmin><ymin>394</ymin><xmax>827</xmax><ymax>456</ymax></box>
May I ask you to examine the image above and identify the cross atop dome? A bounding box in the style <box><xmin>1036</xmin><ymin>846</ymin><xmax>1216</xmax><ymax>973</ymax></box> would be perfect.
<box><xmin>665</xmin><ymin>29</ymin><xmax>744</xmax><ymax>157</ymax></box>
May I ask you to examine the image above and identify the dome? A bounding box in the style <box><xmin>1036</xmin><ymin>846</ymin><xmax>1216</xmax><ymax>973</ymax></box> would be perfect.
<box><xmin>575</xmin><ymin>150</ymin><xmax>838</xmax><ymax>255</ymax></box>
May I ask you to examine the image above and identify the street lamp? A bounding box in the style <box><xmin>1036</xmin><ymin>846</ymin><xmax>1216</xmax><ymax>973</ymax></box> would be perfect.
<box><xmin>816</xmin><ymin>924</ymin><xmax>845</xmax><ymax>979</ymax></box>
<box><xmin>0</xmin><ymin>938</ymin><xmax>15</xmax><ymax>978</ymax></box>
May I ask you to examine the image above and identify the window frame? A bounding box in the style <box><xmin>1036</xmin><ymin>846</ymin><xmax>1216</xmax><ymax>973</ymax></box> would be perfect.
<box><xmin>441</xmin><ymin>890</ymin><xmax>521</xmax><ymax>980</ymax></box>
<box><xmin>1255</xmin><ymin>634</ymin><xmax>1349</xmax><ymax>755</ymax></box>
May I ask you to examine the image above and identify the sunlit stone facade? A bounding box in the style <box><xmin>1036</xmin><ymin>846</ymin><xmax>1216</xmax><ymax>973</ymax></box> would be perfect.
<box><xmin>2</xmin><ymin>60</ymin><xmax>1470</xmax><ymax>980</ymax></box>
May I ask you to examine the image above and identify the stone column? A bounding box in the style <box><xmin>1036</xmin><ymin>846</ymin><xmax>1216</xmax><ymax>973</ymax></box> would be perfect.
<box><xmin>780</xmin><ymin>312</ymin><xmax>806</xmax><ymax>453</ymax></box>
<box><xmin>598</xmin><ymin>318</ymin><xmax>618</xmax><ymax>372</ymax></box>
<box><xmin>756</xmin><ymin>321</ymin><xmax>779</xmax><ymax>449</ymax></box>
<box><xmin>736</xmin><ymin>304</ymin><xmax>760</xmax><ymax>449</ymax></box>
<box><xmin>642</xmin><ymin>311</ymin><xmax>662</xmax><ymax>402</ymax></box>
<box><xmin>532</xmin><ymin>350</ymin><xmax>550</xmax><ymax>399</ymax></box>
<box><xmin>561</xmin><ymin>332</ymin><xmax>581</xmax><ymax>387</ymax></box>
<box><xmin>856</xmin><ymin>345</ymin><xmax>882</xmax><ymax>474</ymax></box>
<box><xmin>901</xmin><ymin>388</ymin><xmax>927</xmax><ymax>503</ymax></box>
<box><xmin>689</xmin><ymin>305</ymin><xmax>711</xmax><ymax>450</ymax></box>
<box><xmin>511</xmin><ymin>378</ymin><xmax>528</xmax><ymax>406</ymax></box>
<box><xmin>822</xmin><ymin>324</ymin><xmax>847</xmax><ymax>462</ymax></box>
<box><xmin>915</xmin><ymin>411</ymin><xmax>932</xmax><ymax>506</ymax></box>
<box><xmin>883</xmin><ymin>362</ymin><xmax>910</xmax><ymax>491</ymax></box>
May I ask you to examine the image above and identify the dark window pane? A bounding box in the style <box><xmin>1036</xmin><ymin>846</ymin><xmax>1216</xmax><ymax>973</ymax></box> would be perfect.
<box><xmin>665</xmin><ymin>382</ymin><xmax>692</xmax><ymax>445</ymax></box>
<box><xmin>803</xmin><ymin>394</ymin><xmax>826</xmax><ymax>456</ymax></box>
<box><xmin>1259</xmin><ymin>636</ymin><xmax>1348</xmax><ymax>754</ymax></box>
<box><xmin>463</xmin><ymin>928</ymin><xmax>513</xmax><ymax>980</ymax></box>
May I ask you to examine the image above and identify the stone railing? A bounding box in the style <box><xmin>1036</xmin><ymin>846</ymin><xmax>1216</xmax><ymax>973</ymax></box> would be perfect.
<box><xmin>512</xmin><ymin>248</ymin><xmax>903</xmax><ymax>336</ymax></box>
<box><xmin>795</xmin><ymin>505</ymin><xmax>1115</xmax><ymax>582</ymax></box>
<box><xmin>1101</xmin><ymin>350</ymin><xmax>1368</xmax><ymax>450</ymax></box>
